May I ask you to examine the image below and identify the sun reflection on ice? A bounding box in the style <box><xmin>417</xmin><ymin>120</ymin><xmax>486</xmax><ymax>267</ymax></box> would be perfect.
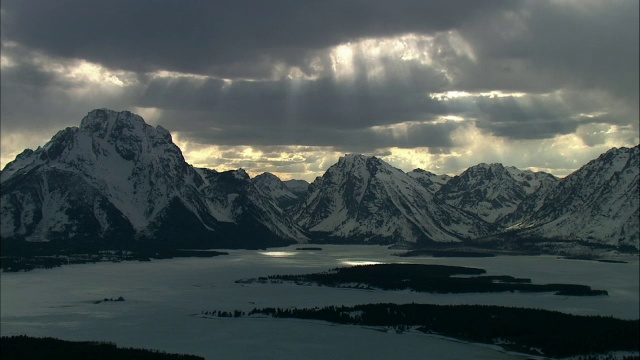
<box><xmin>339</xmin><ymin>260</ymin><xmax>384</xmax><ymax>266</ymax></box>
<box><xmin>259</xmin><ymin>251</ymin><xmax>299</xmax><ymax>257</ymax></box>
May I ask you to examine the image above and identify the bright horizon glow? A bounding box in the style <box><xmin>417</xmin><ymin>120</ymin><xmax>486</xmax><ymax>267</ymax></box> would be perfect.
<box><xmin>1</xmin><ymin>122</ymin><xmax>633</xmax><ymax>182</ymax></box>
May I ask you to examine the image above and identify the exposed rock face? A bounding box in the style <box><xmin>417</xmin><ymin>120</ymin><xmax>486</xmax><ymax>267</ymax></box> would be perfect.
<box><xmin>294</xmin><ymin>154</ymin><xmax>493</xmax><ymax>244</ymax></box>
<box><xmin>435</xmin><ymin>163</ymin><xmax>558</xmax><ymax>224</ymax></box>
<box><xmin>1</xmin><ymin>109</ymin><xmax>306</xmax><ymax>249</ymax></box>
<box><xmin>252</xmin><ymin>172</ymin><xmax>306</xmax><ymax>211</ymax></box>
<box><xmin>512</xmin><ymin>146</ymin><xmax>639</xmax><ymax>250</ymax></box>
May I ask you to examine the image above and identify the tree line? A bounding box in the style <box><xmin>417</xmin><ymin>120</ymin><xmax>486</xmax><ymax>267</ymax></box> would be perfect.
<box><xmin>201</xmin><ymin>303</ymin><xmax>639</xmax><ymax>358</ymax></box>
<box><xmin>261</xmin><ymin>263</ymin><xmax>608</xmax><ymax>296</ymax></box>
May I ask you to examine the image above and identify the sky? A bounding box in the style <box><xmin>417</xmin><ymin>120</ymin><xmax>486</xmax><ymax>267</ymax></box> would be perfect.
<box><xmin>1</xmin><ymin>0</ymin><xmax>638</xmax><ymax>181</ymax></box>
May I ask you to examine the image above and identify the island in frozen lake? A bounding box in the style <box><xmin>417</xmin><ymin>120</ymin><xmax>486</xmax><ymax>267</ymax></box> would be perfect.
<box><xmin>1</xmin><ymin>245</ymin><xmax>638</xmax><ymax>359</ymax></box>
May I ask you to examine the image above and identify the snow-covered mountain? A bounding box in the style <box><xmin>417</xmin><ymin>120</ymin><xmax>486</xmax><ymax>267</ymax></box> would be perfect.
<box><xmin>407</xmin><ymin>169</ymin><xmax>451</xmax><ymax>194</ymax></box>
<box><xmin>199</xmin><ymin>169</ymin><xmax>308</xmax><ymax>246</ymax></box>
<box><xmin>0</xmin><ymin>109</ymin><xmax>305</xmax><ymax>249</ymax></box>
<box><xmin>252</xmin><ymin>173</ymin><xmax>305</xmax><ymax>211</ymax></box>
<box><xmin>435</xmin><ymin>163</ymin><xmax>558</xmax><ymax>224</ymax></box>
<box><xmin>1</xmin><ymin>109</ymin><xmax>637</xmax><ymax>253</ymax></box>
<box><xmin>511</xmin><ymin>146</ymin><xmax>639</xmax><ymax>249</ymax></box>
<box><xmin>294</xmin><ymin>154</ymin><xmax>494</xmax><ymax>244</ymax></box>
<box><xmin>283</xmin><ymin>179</ymin><xmax>309</xmax><ymax>199</ymax></box>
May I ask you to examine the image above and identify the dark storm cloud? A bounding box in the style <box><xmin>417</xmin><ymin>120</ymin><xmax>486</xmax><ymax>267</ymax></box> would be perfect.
<box><xmin>1</xmin><ymin>0</ymin><xmax>638</xmax><ymax>172</ymax></box>
<box><xmin>156</xmin><ymin>108</ymin><xmax>457</xmax><ymax>151</ymax></box>
<box><xmin>1</xmin><ymin>0</ymin><xmax>518</xmax><ymax>78</ymax></box>
<box><xmin>457</xmin><ymin>0</ymin><xmax>639</xmax><ymax>99</ymax></box>
<box><xmin>133</xmin><ymin>46</ymin><xmax>460</xmax><ymax>152</ymax></box>
<box><xmin>468</xmin><ymin>95</ymin><xmax>580</xmax><ymax>140</ymax></box>
<box><xmin>0</xmin><ymin>48</ymin><xmax>57</xmax><ymax>88</ymax></box>
<box><xmin>138</xmin><ymin>55</ymin><xmax>450</xmax><ymax>127</ymax></box>
<box><xmin>0</xmin><ymin>43</ymin><xmax>141</xmax><ymax>134</ymax></box>
<box><xmin>436</xmin><ymin>90</ymin><xmax>637</xmax><ymax>141</ymax></box>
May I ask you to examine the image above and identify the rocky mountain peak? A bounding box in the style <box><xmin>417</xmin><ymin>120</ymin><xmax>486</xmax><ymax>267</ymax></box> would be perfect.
<box><xmin>296</xmin><ymin>154</ymin><xmax>492</xmax><ymax>244</ymax></box>
<box><xmin>512</xmin><ymin>145</ymin><xmax>639</xmax><ymax>249</ymax></box>
<box><xmin>436</xmin><ymin>162</ymin><xmax>557</xmax><ymax>224</ymax></box>
<box><xmin>253</xmin><ymin>172</ymin><xmax>280</xmax><ymax>183</ymax></box>
<box><xmin>76</xmin><ymin>109</ymin><xmax>178</xmax><ymax>162</ymax></box>
<box><xmin>407</xmin><ymin>169</ymin><xmax>450</xmax><ymax>194</ymax></box>
<box><xmin>333</xmin><ymin>154</ymin><xmax>399</xmax><ymax>178</ymax></box>
<box><xmin>1</xmin><ymin>109</ymin><xmax>308</xmax><ymax>248</ymax></box>
<box><xmin>252</xmin><ymin>172</ymin><xmax>305</xmax><ymax>211</ymax></box>
<box><xmin>411</xmin><ymin>168</ymin><xmax>437</xmax><ymax>176</ymax></box>
<box><xmin>232</xmin><ymin>169</ymin><xmax>250</xmax><ymax>181</ymax></box>
<box><xmin>462</xmin><ymin>163</ymin><xmax>508</xmax><ymax>179</ymax></box>
<box><xmin>336</xmin><ymin>153</ymin><xmax>367</xmax><ymax>168</ymax></box>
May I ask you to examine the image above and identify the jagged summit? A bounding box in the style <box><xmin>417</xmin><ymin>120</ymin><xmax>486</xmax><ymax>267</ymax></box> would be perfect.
<box><xmin>252</xmin><ymin>172</ymin><xmax>304</xmax><ymax>211</ymax></box>
<box><xmin>295</xmin><ymin>153</ymin><xmax>492</xmax><ymax>244</ymax></box>
<box><xmin>436</xmin><ymin>162</ymin><xmax>558</xmax><ymax>223</ymax></box>
<box><xmin>410</xmin><ymin>168</ymin><xmax>437</xmax><ymax>176</ymax></box>
<box><xmin>474</xmin><ymin>162</ymin><xmax>501</xmax><ymax>169</ymax></box>
<box><xmin>408</xmin><ymin>169</ymin><xmax>451</xmax><ymax>194</ymax></box>
<box><xmin>80</xmin><ymin>109</ymin><xmax>168</xmax><ymax>132</ymax></box>
<box><xmin>0</xmin><ymin>109</ymin><xmax>306</xmax><ymax>249</ymax></box>
<box><xmin>2</xmin><ymin>109</ymin><xmax>183</xmax><ymax>181</ymax></box>
<box><xmin>3</xmin><ymin>109</ymin><xmax>197</xmax><ymax>230</ymax></box>
<box><xmin>340</xmin><ymin>153</ymin><xmax>369</xmax><ymax>160</ymax></box>
<box><xmin>78</xmin><ymin>109</ymin><xmax>178</xmax><ymax>161</ymax></box>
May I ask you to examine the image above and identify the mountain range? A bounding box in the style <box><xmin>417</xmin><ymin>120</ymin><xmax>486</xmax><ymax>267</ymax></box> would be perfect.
<box><xmin>1</xmin><ymin>109</ymin><xmax>638</xmax><ymax>254</ymax></box>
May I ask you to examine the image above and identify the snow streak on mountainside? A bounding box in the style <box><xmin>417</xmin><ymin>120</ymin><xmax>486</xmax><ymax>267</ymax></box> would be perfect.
<box><xmin>435</xmin><ymin>163</ymin><xmax>558</xmax><ymax>224</ymax></box>
<box><xmin>283</xmin><ymin>179</ymin><xmax>310</xmax><ymax>199</ymax></box>
<box><xmin>294</xmin><ymin>154</ymin><xmax>493</xmax><ymax>244</ymax></box>
<box><xmin>200</xmin><ymin>169</ymin><xmax>308</xmax><ymax>244</ymax></box>
<box><xmin>1</xmin><ymin>109</ymin><xmax>198</xmax><ymax>243</ymax></box>
<box><xmin>515</xmin><ymin>146</ymin><xmax>639</xmax><ymax>249</ymax></box>
<box><xmin>407</xmin><ymin>169</ymin><xmax>451</xmax><ymax>194</ymax></box>
<box><xmin>0</xmin><ymin>109</ymin><xmax>304</xmax><ymax>248</ymax></box>
<box><xmin>252</xmin><ymin>173</ymin><xmax>305</xmax><ymax>211</ymax></box>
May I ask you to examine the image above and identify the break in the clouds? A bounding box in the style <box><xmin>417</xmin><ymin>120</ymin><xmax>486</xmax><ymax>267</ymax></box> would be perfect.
<box><xmin>1</xmin><ymin>0</ymin><xmax>638</xmax><ymax>181</ymax></box>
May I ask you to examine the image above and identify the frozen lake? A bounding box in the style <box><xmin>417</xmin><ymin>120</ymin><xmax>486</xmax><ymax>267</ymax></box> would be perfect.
<box><xmin>2</xmin><ymin>245</ymin><xmax>638</xmax><ymax>359</ymax></box>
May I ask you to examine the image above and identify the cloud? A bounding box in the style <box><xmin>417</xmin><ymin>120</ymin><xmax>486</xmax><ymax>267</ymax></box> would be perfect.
<box><xmin>457</xmin><ymin>0</ymin><xmax>639</xmax><ymax>100</ymax></box>
<box><xmin>1</xmin><ymin>0</ymin><xmax>519</xmax><ymax>78</ymax></box>
<box><xmin>0</xmin><ymin>42</ymin><xmax>141</xmax><ymax>132</ymax></box>
<box><xmin>1</xmin><ymin>0</ymin><xmax>637</xmax><ymax>181</ymax></box>
<box><xmin>139</xmin><ymin>61</ymin><xmax>453</xmax><ymax>146</ymax></box>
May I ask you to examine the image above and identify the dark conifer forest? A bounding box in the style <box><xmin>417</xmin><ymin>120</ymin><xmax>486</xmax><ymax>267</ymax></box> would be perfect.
<box><xmin>221</xmin><ymin>303</ymin><xmax>638</xmax><ymax>358</ymax></box>
<box><xmin>0</xmin><ymin>336</ymin><xmax>204</xmax><ymax>360</ymax></box>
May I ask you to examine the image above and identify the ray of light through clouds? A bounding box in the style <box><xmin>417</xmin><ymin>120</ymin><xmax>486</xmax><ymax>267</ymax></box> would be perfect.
<box><xmin>1</xmin><ymin>0</ymin><xmax>638</xmax><ymax>181</ymax></box>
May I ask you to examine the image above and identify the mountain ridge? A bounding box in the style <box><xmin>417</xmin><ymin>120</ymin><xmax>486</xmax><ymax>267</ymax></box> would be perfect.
<box><xmin>294</xmin><ymin>154</ymin><xmax>494</xmax><ymax>244</ymax></box>
<box><xmin>509</xmin><ymin>145</ymin><xmax>639</xmax><ymax>249</ymax></box>
<box><xmin>435</xmin><ymin>162</ymin><xmax>559</xmax><ymax>224</ymax></box>
<box><xmin>1</xmin><ymin>109</ymin><xmax>638</xmax><ymax>253</ymax></box>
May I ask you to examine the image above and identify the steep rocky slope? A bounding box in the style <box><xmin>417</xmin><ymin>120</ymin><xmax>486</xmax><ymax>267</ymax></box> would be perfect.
<box><xmin>0</xmin><ymin>109</ymin><xmax>306</xmax><ymax>249</ymax></box>
<box><xmin>294</xmin><ymin>155</ymin><xmax>493</xmax><ymax>244</ymax></box>
<box><xmin>512</xmin><ymin>146</ymin><xmax>639</xmax><ymax>249</ymax></box>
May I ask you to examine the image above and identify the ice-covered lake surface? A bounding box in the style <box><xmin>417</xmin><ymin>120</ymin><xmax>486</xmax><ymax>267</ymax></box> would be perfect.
<box><xmin>2</xmin><ymin>244</ymin><xmax>638</xmax><ymax>359</ymax></box>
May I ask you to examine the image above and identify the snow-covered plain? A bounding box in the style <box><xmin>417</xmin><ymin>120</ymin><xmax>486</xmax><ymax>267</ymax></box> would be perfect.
<box><xmin>1</xmin><ymin>245</ymin><xmax>638</xmax><ymax>359</ymax></box>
